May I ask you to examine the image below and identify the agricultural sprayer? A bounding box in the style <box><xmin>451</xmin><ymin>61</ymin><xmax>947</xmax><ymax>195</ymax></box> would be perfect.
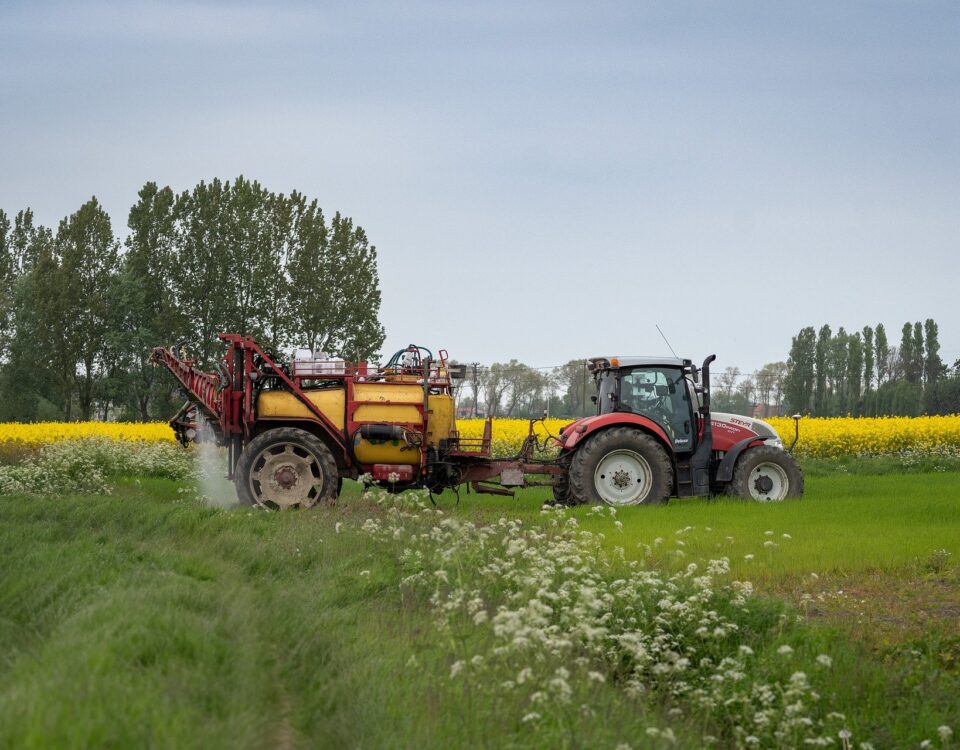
<box><xmin>152</xmin><ymin>335</ymin><xmax>803</xmax><ymax>509</ymax></box>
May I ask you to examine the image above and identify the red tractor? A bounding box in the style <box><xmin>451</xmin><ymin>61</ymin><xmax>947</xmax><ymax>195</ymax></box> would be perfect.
<box><xmin>153</xmin><ymin>337</ymin><xmax>802</xmax><ymax>508</ymax></box>
<box><xmin>553</xmin><ymin>355</ymin><xmax>803</xmax><ymax>505</ymax></box>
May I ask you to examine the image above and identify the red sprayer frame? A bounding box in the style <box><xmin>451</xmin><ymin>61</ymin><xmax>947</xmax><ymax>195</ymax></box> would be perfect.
<box><xmin>151</xmin><ymin>335</ymin><xmax>562</xmax><ymax>494</ymax></box>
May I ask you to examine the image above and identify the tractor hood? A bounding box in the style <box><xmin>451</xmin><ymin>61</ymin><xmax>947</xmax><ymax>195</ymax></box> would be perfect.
<box><xmin>710</xmin><ymin>412</ymin><xmax>782</xmax><ymax>452</ymax></box>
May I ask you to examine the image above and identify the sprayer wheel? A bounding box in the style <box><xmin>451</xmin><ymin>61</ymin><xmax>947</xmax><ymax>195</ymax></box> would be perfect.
<box><xmin>235</xmin><ymin>427</ymin><xmax>339</xmax><ymax>510</ymax></box>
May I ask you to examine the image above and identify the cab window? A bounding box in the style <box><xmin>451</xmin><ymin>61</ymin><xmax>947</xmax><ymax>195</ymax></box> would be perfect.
<box><xmin>618</xmin><ymin>367</ymin><xmax>693</xmax><ymax>449</ymax></box>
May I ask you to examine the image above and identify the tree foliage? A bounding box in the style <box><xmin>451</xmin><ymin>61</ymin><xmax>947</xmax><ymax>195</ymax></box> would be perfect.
<box><xmin>785</xmin><ymin>319</ymin><xmax>954</xmax><ymax>417</ymax></box>
<box><xmin>0</xmin><ymin>179</ymin><xmax>386</xmax><ymax>420</ymax></box>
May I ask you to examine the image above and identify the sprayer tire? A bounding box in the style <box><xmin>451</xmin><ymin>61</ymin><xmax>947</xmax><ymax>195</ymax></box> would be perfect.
<box><xmin>235</xmin><ymin>427</ymin><xmax>339</xmax><ymax>510</ymax></box>
<box><xmin>569</xmin><ymin>427</ymin><xmax>672</xmax><ymax>506</ymax></box>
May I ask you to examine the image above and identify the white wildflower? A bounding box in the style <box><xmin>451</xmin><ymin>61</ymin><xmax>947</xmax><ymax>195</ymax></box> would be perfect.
<box><xmin>335</xmin><ymin>522</ymin><xmax>342</xmax><ymax>534</ymax></box>
<box><xmin>450</xmin><ymin>660</ymin><xmax>464</xmax><ymax>678</ymax></box>
<box><xmin>938</xmin><ymin>726</ymin><xmax>953</xmax><ymax>742</ymax></box>
<box><xmin>816</xmin><ymin>654</ymin><xmax>833</xmax><ymax>668</ymax></box>
<box><xmin>744</xmin><ymin>553</ymin><xmax>755</xmax><ymax>561</ymax></box>
<box><xmin>777</xmin><ymin>645</ymin><xmax>794</xmax><ymax>656</ymax></box>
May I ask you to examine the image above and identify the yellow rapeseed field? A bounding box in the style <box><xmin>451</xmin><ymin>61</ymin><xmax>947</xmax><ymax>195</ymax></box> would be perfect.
<box><xmin>765</xmin><ymin>415</ymin><xmax>960</xmax><ymax>458</ymax></box>
<box><xmin>2</xmin><ymin>416</ymin><xmax>960</xmax><ymax>459</ymax></box>
<box><xmin>457</xmin><ymin>416</ymin><xmax>960</xmax><ymax>459</ymax></box>
<box><xmin>456</xmin><ymin>418</ymin><xmax>571</xmax><ymax>457</ymax></box>
<box><xmin>0</xmin><ymin>422</ymin><xmax>176</xmax><ymax>445</ymax></box>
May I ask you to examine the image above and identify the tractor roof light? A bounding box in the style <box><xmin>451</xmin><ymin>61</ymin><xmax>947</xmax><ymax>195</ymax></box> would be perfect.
<box><xmin>609</xmin><ymin>357</ymin><xmax>619</xmax><ymax>367</ymax></box>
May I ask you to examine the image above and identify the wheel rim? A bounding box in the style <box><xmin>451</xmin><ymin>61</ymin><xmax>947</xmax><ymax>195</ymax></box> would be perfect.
<box><xmin>593</xmin><ymin>449</ymin><xmax>654</xmax><ymax>506</ymax></box>
<box><xmin>747</xmin><ymin>461</ymin><xmax>789</xmax><ymax>502</ymax></box>
<box><xmin>248</xmin><ymin>442</ymin><xmax>325</xmax><ymax>509</ymax></box>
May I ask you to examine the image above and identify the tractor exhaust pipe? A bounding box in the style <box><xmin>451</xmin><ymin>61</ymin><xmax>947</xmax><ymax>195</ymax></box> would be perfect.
<box><xmin>700</xmin><ymin>354</ymin><xmax>716</xmax><ymax>414</ymax></box>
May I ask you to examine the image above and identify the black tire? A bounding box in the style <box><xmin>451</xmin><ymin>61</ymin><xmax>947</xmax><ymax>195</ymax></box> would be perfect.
<box><xmin>234</xmin><ymin>427</ymin><xmax>339</xmax><ymax>510</ymax></box>
<box><xmin>727</xmin><ymin>445</ymin><xmax>804</xmax><ymax>502</ymax></box>
<box><xmin>568</xmin><ymin>427</ymin><xmax>673</xmax><ymax>506</ymax></box>
<box><xmin>551</xmin><ymin>454</ymin><xmax>579</xmax><ymax>506</ymax></box>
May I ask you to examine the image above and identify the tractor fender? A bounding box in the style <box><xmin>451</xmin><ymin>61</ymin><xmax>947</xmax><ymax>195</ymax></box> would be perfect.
<box><xmin>558</xmin><ymin>413</ymin><xmax>673</xmax><ymax>454</ymax></box>
<box><xmin>714</xmin><ymin>436</ymin><xmax>776</xmax><ymax>483</ymax></box>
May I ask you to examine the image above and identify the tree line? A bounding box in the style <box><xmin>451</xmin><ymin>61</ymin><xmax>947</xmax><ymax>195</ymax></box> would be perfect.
<box><xmin>453</xmin><ymin>360</ymin><xmax>592</xmax><ymax>419</ymax></box>
<box><xmin>0</xmin><ymin>177</ymin><xmax>385</xmax><ymax>422</ymax></box>
<box><xmin>782</xmin><ymin>320</ymin><xmax>959</xmax><ymax>416</ymax></box>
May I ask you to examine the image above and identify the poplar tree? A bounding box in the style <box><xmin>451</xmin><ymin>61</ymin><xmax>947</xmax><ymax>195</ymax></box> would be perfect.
<box><xmin>912</xmin><ymin>322</ymin><xmax>925</xmax><ymax>384</ymax></box>
<box><xmin>829</xmin><ymin>327</ymin><xmax>849</xmax><ymax>415</ymax></box>
<box><xmin>924</xmin><ymin>318</ymin><xmax>944</xmax><ymax>385</ymax></box>
<box><xmin>814</xmin><ymin>325</ymin><xmax>831</xmax><ymax>415</ymax></box>
<box><xmin>784</xmin><ymin>326</ymin><xmax>816</xmax><ymax>413</ymax></box>
<box><xmin>847</xmin><ymin>332</ymin><xmax>863</xmax><ymax>413</ymax></box>
<box><xmin>0</xmin><ymin>210</ymin><xmax>12</xmax><ymax>359</ymax></box>
<box><xmin>875</xmin><ymin>323</ymin><xmax>889</xmax><ymax>384</ymax></box>
<box><xmin>899</xmin><ymin>322</ymin><xmax>916</xmax><ymax>383</ymax></box>
<box><xmin>862</xmin><ymin>325</ymin><xmax>874</xmax><ymax>392</ymax></box>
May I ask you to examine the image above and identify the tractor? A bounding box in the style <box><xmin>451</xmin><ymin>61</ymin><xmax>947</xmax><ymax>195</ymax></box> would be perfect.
<box><xmin>152</xmin><ymin>336</ymin><xmax>802</xmax><ymax>509</ymax></box>
<box><xmin>552</xmin><ymin>356</ymin><xmax>803</xmax><ymax>505</ymax></box>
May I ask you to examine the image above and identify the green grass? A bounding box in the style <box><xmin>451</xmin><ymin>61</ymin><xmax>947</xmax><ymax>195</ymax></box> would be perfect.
<box><xmin>1</xmin><ymin>471</ymin><xmax>958</xmax><ymax>748</ymax></box>
<box><xmin>394</xmin><ymin>471</ymin><xmax>960</xmax><ymax>585</ymax></box>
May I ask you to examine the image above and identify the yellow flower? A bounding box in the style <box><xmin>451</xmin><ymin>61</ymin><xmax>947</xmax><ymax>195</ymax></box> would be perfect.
<box><xmin>5</xmin><ymin>415</ymin><xmax>960</xmax><ymax>460</ymax></box>
<box><xmin>0</xmin><ymin>422</ymin><xmax>176</xmax><ymax>445</ymax></box>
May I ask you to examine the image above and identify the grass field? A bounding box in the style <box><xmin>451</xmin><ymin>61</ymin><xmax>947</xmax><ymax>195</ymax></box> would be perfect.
<box><xmin>1</xmin><ymin>469</ymin><xmax>958</xmax><ymax>748</ymax></box>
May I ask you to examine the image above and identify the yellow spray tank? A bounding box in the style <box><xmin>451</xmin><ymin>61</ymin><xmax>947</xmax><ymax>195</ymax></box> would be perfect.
<box><xmin>254</xmin><ymin>352</ymin><xmax>457</xmax><ymax>468</ymax></box>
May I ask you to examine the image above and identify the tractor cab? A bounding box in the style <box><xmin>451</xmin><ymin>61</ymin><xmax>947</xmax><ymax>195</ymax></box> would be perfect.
<box><xmin>589</xmin><ymin>356</ymin><xmax>702</xmax><ymax>454</ymax></box>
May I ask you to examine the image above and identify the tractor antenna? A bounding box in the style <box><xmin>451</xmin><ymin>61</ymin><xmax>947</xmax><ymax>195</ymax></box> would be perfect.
<box><xmin>656</xmin><ymin>324</ymin><xmax>679</xmax><ymax>358</ymax></box>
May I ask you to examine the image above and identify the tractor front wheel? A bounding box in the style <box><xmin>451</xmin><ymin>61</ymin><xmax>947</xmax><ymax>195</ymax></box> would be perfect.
<box><xmin>569</xmin><ymin>427</ymin><xmax>672</xmax><ymax>506</ymax></box>
<box><xmin>728</xmin><ymin>446</ymin><xmax>804</xmax><ymax>502</ymax></box>
<box><xmin>235</xmin><ymin>427</ymin><xmax>339</xmax><ymax>510</ymax></box>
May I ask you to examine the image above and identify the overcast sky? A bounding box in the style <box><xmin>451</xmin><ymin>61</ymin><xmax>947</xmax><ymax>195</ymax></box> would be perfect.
<box><xmin>2</xmin><ymin>1</ymin><xmax>958</xmax><ymax>375</ymax></box>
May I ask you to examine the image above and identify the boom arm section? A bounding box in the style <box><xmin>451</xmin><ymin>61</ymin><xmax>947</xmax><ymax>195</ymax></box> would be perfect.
<box><xmin>150</xmin><ymin>345</ymin><xmax>224</xmax><ymax>428</ymax></box>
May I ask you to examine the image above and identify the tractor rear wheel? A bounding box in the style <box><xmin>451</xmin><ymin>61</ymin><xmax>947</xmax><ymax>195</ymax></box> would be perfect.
<box><xmin>235</xmin><ymin>427</ymin><xmax>339</xmax><ymax>510</ymax></box>
<box><xmin>552</xmin><ymin>454</ymin><xmax>577</xmax><ymax>505</ymax></box>
<box><xmin>569</xmin><ymin>427</ymin><xmax>672</xmax><ymax>506</ymax></box>
<box><xmin>727</xmin><ymin>446</ymin><xmax>803</xmax><ymax>502</ymax></box>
